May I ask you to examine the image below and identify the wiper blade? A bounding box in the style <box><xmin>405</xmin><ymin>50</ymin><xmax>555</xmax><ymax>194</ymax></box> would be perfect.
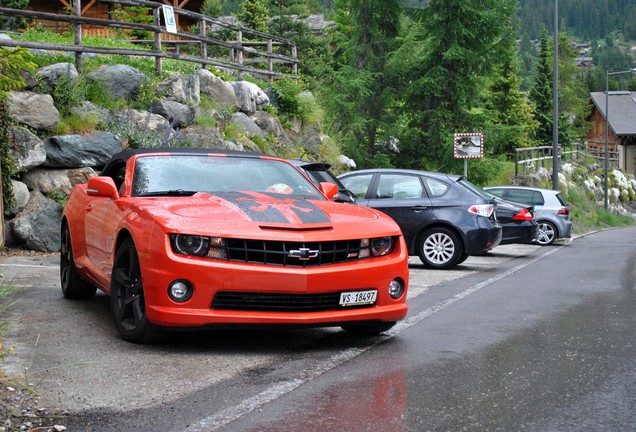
<box><xmin>138</xmin><ymin>190</ymin><xmax>197</xmax><ymax>197</ymax></box>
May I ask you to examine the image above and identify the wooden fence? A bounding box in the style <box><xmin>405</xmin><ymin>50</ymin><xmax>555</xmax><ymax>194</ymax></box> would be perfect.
<box><xmin>0</xmin><ymin>0</ymin><xmax>298</xmax><ymax>81</ymax></box>
<box><xmin>515</xmin><ymin>143</ymin><xmax>619</xmax><ymax>176</ymax></box>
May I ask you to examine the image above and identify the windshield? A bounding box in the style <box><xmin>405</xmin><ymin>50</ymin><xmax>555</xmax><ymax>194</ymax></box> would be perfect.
<box><xmin>131</xmin><ymin>155</ymin><xmax>323</xmax><ymax>199</ymax></box>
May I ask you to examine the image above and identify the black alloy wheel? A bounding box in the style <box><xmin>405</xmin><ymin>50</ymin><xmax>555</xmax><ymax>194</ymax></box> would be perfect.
<box><xmin>110</xmin><ymin>238</ymin><xmax>161</xmax><ymax>343</ymax></box>
<box><xmin>60</xmin><ymin>222</ymin><xmax>96</xmax><ymax>299</ymax></box>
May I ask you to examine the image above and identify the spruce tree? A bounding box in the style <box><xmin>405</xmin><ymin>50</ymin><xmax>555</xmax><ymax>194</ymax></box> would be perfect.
<box><xmin>0</xmin><ymin>0</ymin><xmax>30</xmax><ymax>31</ymax></box>
<box><xmin>528</xmin><ymin>29</ymin><xmax>554</xmax><ymax>146</ymax></box>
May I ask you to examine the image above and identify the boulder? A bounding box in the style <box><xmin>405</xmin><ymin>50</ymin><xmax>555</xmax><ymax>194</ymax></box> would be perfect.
<box><xmin>150</xmin><ymin>100</ymin><xmax>195</xmax><ymax>128</ymax></box>
<box><xmin>230</xmin><ymin>81</ymin><xmax>269</xmax><ymax>116</ymax></box>
<box><xmin>44</xmin><ymin>132</ymin><xmax>122</xmax><ymax>168</ymax></box>
<box><xmin>196</xmin><ymin>69</ymin><xmax>238</xmax><ymax>109</ymax></box>
<box><xmin>181</xmin><ymin>125</ymin><xmax>226</xmax><ymax>148</ymax></box>
<box><xmin>8</xmin><ymin>190</ymin><xmax>62</xmax><ymax>252</ymax></box>
<box><xmin>21</xmin><ymin>167</ymin><xmax>96</xmax><ymax>195</ymax></box>
<box><xmin>37</xmin><ymin>62</ymin><xmax>78</xmax><ymax>91</ymax></box>
<box><xmin>87</xmin><ymin>64</ymin><xmax>147</xmax><ymax>101</ymax></box>
<box><xmin>252</xmin><ymin>111</ymin><xmax>290</xmax><ymax>144</ymax></box>
<box><xmin>157</xmin><ymin>73</ymin><xmax>200</xmax><ymax>105</ymax></box>
<box><xmin>8</xmin><ymin>91</ymin><xmax>60</xmax><ymax>132</ymax></box>
<box><xmin>8</xmin><ymin>180</ymin><xmax>30</xmax><ymax>215</ymax></box>
<box><xmin>69</xmin><ymin>101</ymin><xmax>110</xmax><ymax>127</ymax></box>
<box><xmin>230</xmin><ymin>112</ymin><xmax>264</xmax><ymax>139</ymax></box>
<box><xmin>9</xmin><ymin>126</ymin><xmax>47</xmax><ymax>172</ymax></box>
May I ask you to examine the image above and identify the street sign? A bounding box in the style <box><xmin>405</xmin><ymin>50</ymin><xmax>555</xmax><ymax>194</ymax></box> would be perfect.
<box><xmin>162</xmin><ymin>5</ymin><xmax>177</xmax><ymax>34</ymax></box>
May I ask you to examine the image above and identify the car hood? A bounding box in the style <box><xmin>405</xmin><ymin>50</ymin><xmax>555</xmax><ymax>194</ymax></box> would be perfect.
<box><xmin>135</xmin><ymin>191</ymin><xmax>398</xmax><ymax>237</ymax></box>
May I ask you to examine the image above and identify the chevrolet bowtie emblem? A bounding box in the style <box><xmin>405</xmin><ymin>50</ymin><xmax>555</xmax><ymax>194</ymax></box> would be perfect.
<box><xmin>288</xmin><ymin>248</ymin><xmax>320</xmax><ymax>260</ymax></box>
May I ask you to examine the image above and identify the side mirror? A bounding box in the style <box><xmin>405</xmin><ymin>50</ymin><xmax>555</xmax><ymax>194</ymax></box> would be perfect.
<box><xmin>319</xmin><ymin>182</ymin><xmax>339</xmax><ymax>200</ymax></box>
<box><xmin>86</xmin><ymin>176</ymin><xmax>120</xmax><ymax>199</ymax></box>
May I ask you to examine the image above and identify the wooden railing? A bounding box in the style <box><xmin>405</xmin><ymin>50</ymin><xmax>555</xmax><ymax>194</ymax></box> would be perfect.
<box><xmin>515</xmin><ymin>143</ymin><xmax>619</xmax><ymax>176</ymax></box>
<box><xmin>0</xmin><ymin>0</ymin><xmax>298</xmax><ymax>81</ymax></box>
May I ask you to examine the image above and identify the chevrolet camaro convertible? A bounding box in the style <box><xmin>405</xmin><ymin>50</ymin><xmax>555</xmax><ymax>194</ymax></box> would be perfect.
<box><xmin>61</xmin><ymin>149</ymin><xmax>409</xmax><ymax>342</ymax></box>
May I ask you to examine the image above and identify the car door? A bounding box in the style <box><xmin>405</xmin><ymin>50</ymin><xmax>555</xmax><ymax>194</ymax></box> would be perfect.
<box><xmin>363</xmin><ymin>173</ymin><xmax>433</xmax><ymax>246</ymax></box>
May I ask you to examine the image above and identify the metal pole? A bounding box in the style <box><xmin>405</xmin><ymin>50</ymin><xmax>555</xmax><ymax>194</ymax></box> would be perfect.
<box><xmin>552</xmin><ymin>0</ymin><xmax>559</xmax><ymax>191</ymax></box>
<box><xmin>604</xmin><ymin>71</ymin><xmax>609</xmax><ymax>209</ymax></box>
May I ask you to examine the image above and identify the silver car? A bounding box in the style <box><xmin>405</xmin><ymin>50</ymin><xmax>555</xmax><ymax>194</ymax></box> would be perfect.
<box><xmin>483</xmin><ymin>186</ymin><xmax>572</xmax><ymax>245</ymax></box>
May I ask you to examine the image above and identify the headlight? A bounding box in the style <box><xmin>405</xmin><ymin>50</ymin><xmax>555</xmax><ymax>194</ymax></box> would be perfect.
<box><xmin>370</xmin><ymin>237</ymin><xmax>394</xmax><ymax>256</ymax></box>
<box><xmin>171</xmin><ymin>234</ymin><xmax>210</xmax><ymax>257</ymax></box>
<box><xmin>359</xmin><ymin>237</ymin><xmax>395</xmax><ymax>258</ymax></box>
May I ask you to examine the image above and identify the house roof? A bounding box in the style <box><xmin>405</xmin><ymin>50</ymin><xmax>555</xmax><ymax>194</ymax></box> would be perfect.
<box><xmin>590</xmin><ymin>91</ymin><xmax>636</xmax><ymax>136</ymax></box>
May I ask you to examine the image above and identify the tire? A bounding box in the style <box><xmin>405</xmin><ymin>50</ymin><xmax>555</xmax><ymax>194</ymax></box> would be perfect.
<box><xmin>457</xmin><ymin>251</ymin><xmax>471</xmax><ymax>263</ymax></box>
<box><xmin>60</xmin><ymin>222</ymin><xmax>97</xmax><ymax>299</ymax></box>
<box><xmin>341</xmin><ymin>321</ymin><xmax>396</xmax><ymax>336</ymax></box>
<box><xmin>110</xmin><ymin>238</ymin><xmax>162</xmax><ymax>343</ymax></box>
<box><xmin>416</xmin><ymin>227</ymin><xmax>463</xmax><ymax>269</ymax></box>
<box><xmin>535</xmin><ymin>221</ymin><xmax>557</xmax><ymax>245</ymax></box>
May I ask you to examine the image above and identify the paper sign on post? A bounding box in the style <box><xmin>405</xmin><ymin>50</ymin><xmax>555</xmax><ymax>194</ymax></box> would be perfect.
<box><xmin>162</xmin><ymin>5</ymin><xmax>177</xmax><ymax>34</ymax></box>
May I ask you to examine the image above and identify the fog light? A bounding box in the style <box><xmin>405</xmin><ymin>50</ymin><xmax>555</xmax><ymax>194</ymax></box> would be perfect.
<box><xmin>168</xmin><ymin>280</ymin><xmax>193</xmax><ymax>302</ymax></box>
<box><xmin>388</xmin><ymin>279</ymin><xmax>404</xmax><ymax>299</ymax></box>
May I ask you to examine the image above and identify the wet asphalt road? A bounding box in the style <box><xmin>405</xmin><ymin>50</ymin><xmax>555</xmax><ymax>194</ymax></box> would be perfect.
<box><xmin>2</xmin><ymin>227</ymin><xmax>635</xmax><ymax>431</ymax></box>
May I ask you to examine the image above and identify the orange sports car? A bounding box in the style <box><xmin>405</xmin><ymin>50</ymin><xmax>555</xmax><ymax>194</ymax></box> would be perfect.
<box><xmin>61</xmin><ymin>149</ymin><xmax>409</xmax><ymax>342</ymax></box>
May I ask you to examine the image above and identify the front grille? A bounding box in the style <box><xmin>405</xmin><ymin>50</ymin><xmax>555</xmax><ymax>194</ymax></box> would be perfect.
<box><xmin>212</xmin><ymin>291</ymin><xmax>373</xmax><ymax>312</ymax></box>
<box><xmin>222</xmin><ymin>239</ymin><xmax>363</xmax><ymax>267</ymax></box>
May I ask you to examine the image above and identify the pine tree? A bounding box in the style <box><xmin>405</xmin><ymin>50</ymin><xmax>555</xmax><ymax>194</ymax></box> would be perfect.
<box><xmin>528</xmin><ymin>29</ymin><xmax>554</xmax><ymax>145</ymax></box>
<box><xmin>319</xmin><ymin>0</ymin><xmax>402</xmax><ymax>168</ymax></box>
<box><xmin>391</xmin><ymin>0</ymin><xmax>518</xmax><ymax>168</ymax></box>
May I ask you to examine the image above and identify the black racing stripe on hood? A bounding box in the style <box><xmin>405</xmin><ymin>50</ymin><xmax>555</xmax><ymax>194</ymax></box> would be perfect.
<box><xmin>216</xmin><ymin>191</ymin><xmax>330</xmax><ymax>224</ymax></box>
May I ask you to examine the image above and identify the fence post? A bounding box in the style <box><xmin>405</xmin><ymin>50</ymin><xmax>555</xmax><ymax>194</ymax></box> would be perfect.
<box><xmin>267</xmin><ymin>38</ymin><xmax>273</xmax><ymax>83</ymax></box>
<box><xmin>236</xmin><ymin>29</ymin><xmax>243</xmax><ymax>81</ymax></box>
<box><xmin>153</xmin><ymin>7</ymin><xmax>162</xmax><ymax>76</ymax></box>
<box><xmin>515</xmin><ymin>150</ymin><xmax>519</xmax><ymax>177</ymax></box>
<box><xmin>200</xmin><ymin>18</ymin><xmax>207</xmax><ymax>69</ymax></box>
<box><xmin>291</xmin><ymin>44</ymin><xmax>297</xmax><ymax>77</ymax></box>
<box><xmin>73</xmin><ymin>0</ymin><xmax>83</xmax><ymax>73</ymax></box>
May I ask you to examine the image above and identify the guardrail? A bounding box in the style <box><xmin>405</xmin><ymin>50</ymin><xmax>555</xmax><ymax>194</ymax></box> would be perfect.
<box><xmin>515</xmin><ymin>143</ymin><xmax>619</xmax><ymax>176</ymax></box>
<box><xmin>0</xmin><ymin>0</ymin><xmax>298</xmax><ymax>81</ymax></box>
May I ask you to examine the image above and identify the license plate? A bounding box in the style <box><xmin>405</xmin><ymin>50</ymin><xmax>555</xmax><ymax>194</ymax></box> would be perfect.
<box><xmin>339</xmin><ymin>290</ymin><xmax>377</xmax><ymax>307</ymax></box>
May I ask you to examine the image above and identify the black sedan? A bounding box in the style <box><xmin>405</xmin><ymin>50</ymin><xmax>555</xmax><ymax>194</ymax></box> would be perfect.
<box><xmin>488</xmin><ymin>194</ymin><xmax>538</xmax><ymax>245</ymax></box>
<box><xmin>338</xmin><ymin>169</ymin><xmax>502</xmax><ymax>269</ymax></box>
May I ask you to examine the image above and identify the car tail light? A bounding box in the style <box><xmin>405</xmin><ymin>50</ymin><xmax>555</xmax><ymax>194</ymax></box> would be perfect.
<box><xmin>468</xmin><ymin>204</ymin><xmax>494</xmax><ymax>218</ymax></box>
<box><xmin>558</xmin><ymin>207</ymin><xmax>570</xmax><ymax>217</ymax></box>
<box><xmin>512</xmin><ymin>208</ymin><xmax>534</xmax><ymax>221</ymax></box>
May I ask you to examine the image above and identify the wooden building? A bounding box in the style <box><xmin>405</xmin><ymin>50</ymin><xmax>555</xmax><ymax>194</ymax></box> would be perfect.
<box><xmin>588</xmin><ymin>91</ymin><xmax>636</xmax><ymax>175</ymax></box>
<box><xmin>25</xmin><ymin>0</ymin><xmax>204</xmax><ymax>37</ymax></box>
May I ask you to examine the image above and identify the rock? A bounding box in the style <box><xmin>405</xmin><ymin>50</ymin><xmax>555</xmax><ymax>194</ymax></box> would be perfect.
<box><xmin>181</xmin><ymin>125</ymin><xmax>226</xmax><ymax>148</ymax></box>
<box><xmin>230</xmin><ymin>112</ymin><xmax>264</xmax><ymax>139</ymax></box>
<box><xmin>8</xmin><ymin>91</ymin><xmax>60</xmax><ymax>132</ymax></box>
<box><xmin>8</xmin><ymin>180</ymin><xmax>30</xmax><ymax>215</ymax></box>
<box><xmin>120</xmin><ymin>108</ymin><xmax>172</xmax><ymax>132</ymax></box>
<box><xmin>87</xmin><ymin>64</ymin><xmax>147</xmax><ymax>101</ymax></box>
<box><xmin>230</xmin><ymin>81</ymin><xmax>269</xmax><ymax>116</ymax></box>
<box><xmin>22</xmin><ymin>168</ymin><xmax>72</xmax><ymax>195</ymax></box>
<box><xmin>69</xmin><ymin>101</ymin><xmax>110</xmax><ymax>127</ymax></box>
<box><xmin>196</xmin><ymin>69</ymin><xmax>238</xmax><ymax>109</ymax></box>
<box><xmin>157</xmin><ymin>73</ymin><xmax>200</xmax><ymax>105</ymax></box>
<box><xmin>9</xmin><ymin>126</ymin><xmax>47</xmax><ymax>172</ymax></box>
<box><xmin>36</xmin><ymin>62</ymin><xmax>78</xmax><ymax>92</ymax></box>
<box><xmin>43</xmin><ymin>132</ymin><xmax>122</xmax><ymax>168</ymax></box>
<box><xmin>9</xmin><ymin>191</ymin><xmax>62</xmax><ymax>252</ymax></box>
<box><xmin>150</xmin><ymin>100</ymin><xmax>195</xmax><ymax>128</ymax></box>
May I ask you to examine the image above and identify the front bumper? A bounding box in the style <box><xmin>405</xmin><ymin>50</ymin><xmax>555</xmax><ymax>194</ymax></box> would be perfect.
<box><xmin>138</xmin><ymin>243</ymin><xmax>409</xmax><ymax>328</ymax></box>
